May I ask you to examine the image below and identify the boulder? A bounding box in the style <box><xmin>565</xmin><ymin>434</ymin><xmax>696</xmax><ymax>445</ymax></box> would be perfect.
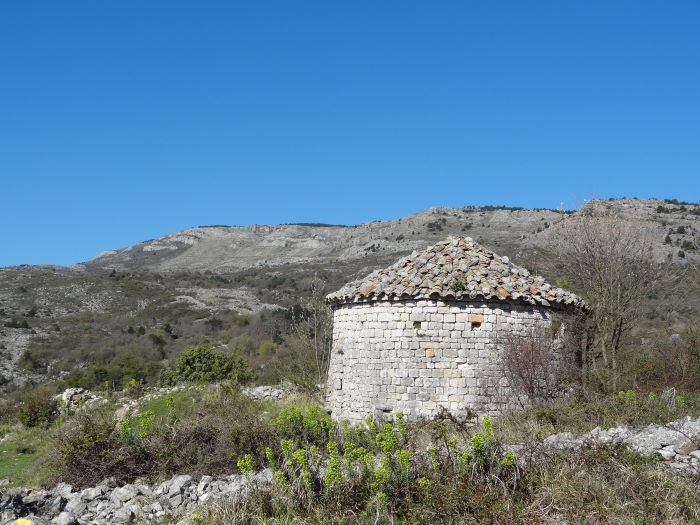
<box><xmin>166</xmin><ymin>475</ymin><xmax>192</xmax><ymax>497</ymax></box>
<box><xmin>52</xmin><ymin>511</ymin><xmax>78</xmax><ymax>525</ymax></box>
<box><xmin>111</xmin><ymin>484</ymin><xmax>140</xmax><ymax>503</ymax></box>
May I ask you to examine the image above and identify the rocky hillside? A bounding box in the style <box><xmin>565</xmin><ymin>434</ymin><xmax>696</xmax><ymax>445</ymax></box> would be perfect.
<box><xmin>0</xmin><ymin>198</ymin><xmax>698</xmax><ymax>387</ymax></box>
<box><xmin>83</xmin><ymin>199</ymin><xmax>700</xmax><ymax>274</ymax></box>
<box><xmin>83</xmin><ymin>206</ymin><xmax>567</xmax><ymax>273</ymax></box>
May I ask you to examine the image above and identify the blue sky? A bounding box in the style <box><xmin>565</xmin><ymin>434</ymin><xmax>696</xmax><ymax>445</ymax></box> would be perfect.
<box><xmin>1</xmin><ymin>1</ymin><xmax>699</xmax><ymax>266</ymax></box>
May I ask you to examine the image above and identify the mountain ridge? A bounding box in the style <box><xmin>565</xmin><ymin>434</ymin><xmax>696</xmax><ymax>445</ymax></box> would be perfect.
<box><xmin>80</xmin><ymin>198</ymin><xmax>699</xmax><ymax>273</ymax></box>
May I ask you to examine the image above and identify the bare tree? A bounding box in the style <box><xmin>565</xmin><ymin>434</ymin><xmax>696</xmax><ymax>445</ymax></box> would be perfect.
<box><xmin>498</xmin><ymin>327</ymin><xmax>565</xmax><ymax>407</ymax></box>
<box><xmin>287</xmin><ymin>275</ymin><xmax>333</xmax><ymax>389</ymax></box>
<box><xmin>551</xmin><ymin>207</ymin><xmax>680</xmax><ymax>391</ymax></box>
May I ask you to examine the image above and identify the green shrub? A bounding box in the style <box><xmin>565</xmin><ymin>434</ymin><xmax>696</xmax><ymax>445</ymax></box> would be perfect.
<box><xmin>49</xmin><ymin>391</ymin><xmax>281</xmax><ymax>487</ymax></box>
<box><xmin>17</xmin><ymin>385</ymin><xmax>58</xmax><ymax>427</ymax></box>
<box><xmin>272</xmin><ymin>405</ymin><xmax>334</xmax><ymax>447</ymax></box>
<box><xmin>4</xmin><ymin>319</ymin><xmax>30</xmax><ymax>329</ymax></box>
<box><xmin>258</xmin><ymin>340</ymin><xmax>276</xmax><ymax>356</ymax></box>
<box><xmin>450</xmin><ymin>280</ymin><xmax>467</xmax><ymax>292</ymax></box>
<box><xmin>231</xmin><ymin>414</ymin><xmax>520</xmax><ymax>522</ymax></box>
<box><xmin>159</xmin><ymin>344</ymin><xmax>255</xmax><ymax>386</ymax></box>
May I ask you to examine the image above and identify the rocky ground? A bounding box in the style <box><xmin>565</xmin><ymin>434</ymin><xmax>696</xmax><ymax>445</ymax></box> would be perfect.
<box><xmin>537</xmin><ymin>416</ymin><xmax>700</xmax><ymax>473</ymax></box>
<box><xmin>0</xmin><ymin>470</ymin><xmax>273</xmax><ymax>525</ymax></box>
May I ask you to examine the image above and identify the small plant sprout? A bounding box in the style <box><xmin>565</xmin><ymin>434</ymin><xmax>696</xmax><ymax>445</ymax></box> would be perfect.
<box><xmin>374</xmin><ymin>456</ymin><xmax>391</xmax><ymax>487</ymax></box>
<box><xmin>324</xmin><ymin>440</ymin><xmax>342</xmax><ymax>494</ymax></box>
<box><xmin>395</xmin><ymin>412</ymin><xmax>409</xmax><ymax>442</ymax></box>
<box><xmin>165</xmin><ymin>394</ymin><xmax>175</xmax><ymax>412</ymax></box>
<box><xmin>237</xmin><ymin>454</ymin><xmax>254</xmax><ymax>477</ymax></box>
<box><xmin>343</xmin><ymin>441</ymin><xmax>357</xmax><ymax>472</ymax></box>
<box><xmin>501</xmin><ymin>450</ymin><xmax>516</xmax><ymax>467</ymax></box>
<box><xmin>418</xmin><ymin>476</ymin><xmax>430</xmax><ymax>492</ymax></box>
<box><xmin>450</xmin><ymin>280</ymin><xmax>467</xmax><ymax>292</ymax></box>
<box><xmin>376</xmin><ymin>423</ymin><xmax>397</xmax><ymax>455</ymax></box>
<box><xmin>460</xmin><ymin>448</ymin><xmax>474</xmax><ymax>471</ymax></box>
<box><xmin>396</xmin><ymin>449</ymin><xmax>413</xmax><ymax>474</ymax></box>
<box><xmin>483</xmin><ymin>416</ymin><xmax>494</xmax><ymax>441</ymax></box>
<box><xmin>292</xmin><ymin>449</ymin><xmax>313</xmax><ymax>492</ymax></box>
<box><xmin>119</xmin><ymin>416</ymin><xmax>134</xmax><ymax>438</ymax></box>
<box><xmin>136</xmin><ymin>410</ymin><xmax>155</xmax><ymax>438</ymax></box>
<box><xmin>281</xmin><ymin>439</ymin><xmax>294</xmax><ymax>468</ymax></box>
<box><xmin>273</xmin><ymin>470</ymin><xmax>289</xmax><ymax>490</ymax></box>
<box><xmin>470</xmin><ymin>431</ymin><xmax>485</xmax><ymax>452</ymax></box>
<box><xmin>376</xmin><ymin>490</ymin><xmax>388</xmax><ymax>511</ymax></box>
<box><xmin>448</xmin><ymin>438</ymin><xmax>457</xmax><ymax>452</ymax></box>
<box><xmin>428</xmin><ymin>446</ymin><xmax>439</xmax><ymax>470</ymax></box>
<box><xmin>265</xmin><ymin>447</ymin><xmax>276</xmax><ymax>469</ymax></box>
<box><xmin>365</xmin><ymin>414</ymin><xmax>377</xmax><ymax>434</ymax></box>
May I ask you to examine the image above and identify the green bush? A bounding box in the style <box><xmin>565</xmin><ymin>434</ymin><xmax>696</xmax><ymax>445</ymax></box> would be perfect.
<box><xmin>4</xmin><ymin>318</ymin><xmax>30</xmax><ymax>329</ymax></box>
<box><xmin>159</xmin><ymin>344</ymin><xmax>255</xmax><ymax>386</ymax></box>
<box><xmin>226</xmin><ymin>415</ymin><xmax>520</xmax><ymax>522</ymax></box>
<box><xmin>17</xmin><ymin>385</ymin><xmax>58</xmax><ymax>427</ymax></box>
<box><xmin>272</xmin><ymin>405</ymin><xmax>334</xmax><ymax>447</ymax></box>
<box><xmin>49</xmin><ymin>391</ymin><xmax>283</xmax><ymax>486</ymax></box>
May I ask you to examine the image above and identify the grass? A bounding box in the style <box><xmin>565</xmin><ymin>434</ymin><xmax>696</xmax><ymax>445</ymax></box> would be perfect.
<box><xmin>139</xmin><ymin>389</ymin><xmax>199</xmax><ymax>418</ymax></box>
<box><xmin>0</xmin><ymin>425</ymin><xmax>54</xmax><ymax>486</ymax></box>
<box><xmin>527</xmin><ymin>446</ymin><xmax>700</xmax><ymax>524</ymax></box>
<box><xmin>495</xmin><ymin>389</ymin><xmax>700</xmax><ymax>443</ymax></box>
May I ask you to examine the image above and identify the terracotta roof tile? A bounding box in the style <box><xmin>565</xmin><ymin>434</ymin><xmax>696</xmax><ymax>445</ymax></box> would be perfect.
<box><xmin>326</xmin><ymin>237</ymin><xmax>586</xmax><ymax>310</ymax></box>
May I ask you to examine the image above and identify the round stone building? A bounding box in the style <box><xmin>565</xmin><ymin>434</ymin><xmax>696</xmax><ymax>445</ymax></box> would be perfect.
<box><xmin>325</xmin><ymin>237</ymin><xmax>585</xmax><ymax>423</ymax></box>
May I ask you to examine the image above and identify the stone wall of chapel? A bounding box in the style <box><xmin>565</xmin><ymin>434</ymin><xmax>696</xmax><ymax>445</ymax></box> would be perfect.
<box><xmin>326</xmin><ymin>299</ymin><xmax>569</xmax><ymax>424</ymax></box>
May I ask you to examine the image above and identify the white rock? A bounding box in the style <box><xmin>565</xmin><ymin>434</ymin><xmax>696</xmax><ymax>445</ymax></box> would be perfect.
<box><xmin>657</xmin><ymin>445</ymin><xmax>677</xmax><ymax>460</ymax></box>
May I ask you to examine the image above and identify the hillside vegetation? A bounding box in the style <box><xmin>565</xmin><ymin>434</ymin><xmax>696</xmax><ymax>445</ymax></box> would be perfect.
<box><xmin>1</xmin><ymin>198</ymin><xmax>698</xmax><ymax>394</ymax></box>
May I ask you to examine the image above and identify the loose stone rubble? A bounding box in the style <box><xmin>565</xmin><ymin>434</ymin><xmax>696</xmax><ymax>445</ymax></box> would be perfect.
<box><xmin>53</xmin><ymin>389</ymin><xmax>105</xmax><ymax>414</ymax></box>
<box><xmin>326</xmin><ymin>237</ymin><xmax>585</xmax><ymax>423</ymax></box>
<box><xmin>241</xmin><ymin>384</ymin><xmax>303</xmax><ymax>401</ymax></box>
<box><xmin>0</xmin><ymin>470</ymin><xmax>272</xmax><ymax>524</ymax></box>
<box><xmin>539</xmin><ymin>416</ymin><xmax>700</xmax><ymax>474</ymax></box>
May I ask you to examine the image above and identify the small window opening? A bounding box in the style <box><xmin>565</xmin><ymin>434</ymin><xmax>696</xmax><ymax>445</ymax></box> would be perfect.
<box><xmin>471</xmin><ymin>322</ymin><xmax>482</xmax><ymax>330</ymax></box>
<box><xmin>413</xmin><ymin>321</ymin><xmax>422</xmax><ymax>329</ymax></box>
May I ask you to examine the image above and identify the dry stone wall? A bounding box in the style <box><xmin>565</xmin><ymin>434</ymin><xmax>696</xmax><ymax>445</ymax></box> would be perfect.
<box><xmin>327</xmin><ymin>299</ymin><xmax>568</xmax><ymax>423</ymax></box>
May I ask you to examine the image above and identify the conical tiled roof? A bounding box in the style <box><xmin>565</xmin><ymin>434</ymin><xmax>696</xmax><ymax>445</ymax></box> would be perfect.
<box><xmin>327</xmin><ymin>237</ymin><xmax>585</xmax><ymax>309</ymax></box>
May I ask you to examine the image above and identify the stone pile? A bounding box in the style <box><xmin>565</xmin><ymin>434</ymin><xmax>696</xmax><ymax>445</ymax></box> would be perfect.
<box><xmin>53</xmin><ymin>389</ymin><xmax>105</xmax><ymax>414</ymax></box>
<box><xmin>136</xmin><ymin>385</ymin><xmax>191</xmax><ymax>403</ymax></box>
<box><xmin>539</xmin><ymin>416</ymin><xmax>700</xmax><ymax>473</ymax></box>
<box><xmin>0</xmin><ymin>471</ymin><xmax>272</xmax><ymax>525</ymax></box>
<box><xmin>241</xmin><ymin>384</ymin><xmax>301</xmax><ymax>401</ymax></box>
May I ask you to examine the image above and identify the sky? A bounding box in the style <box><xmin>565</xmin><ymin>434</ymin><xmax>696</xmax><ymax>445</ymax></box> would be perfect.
<box><xmin>1</xmin><ymin>1</ymin><xmax>699</xmax><ymax>267</ymax></box>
